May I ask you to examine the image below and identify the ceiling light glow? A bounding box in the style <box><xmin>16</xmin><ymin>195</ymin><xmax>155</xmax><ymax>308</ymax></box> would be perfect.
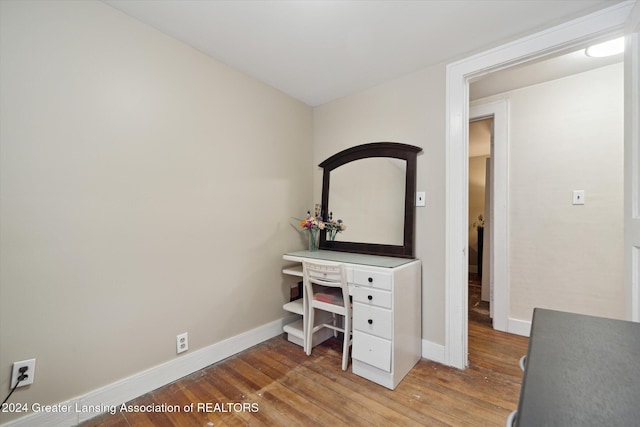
<box><xmin>585</xmin><ymin>37</ymin><xmax>625</xmax><ymax>57</ymax></box>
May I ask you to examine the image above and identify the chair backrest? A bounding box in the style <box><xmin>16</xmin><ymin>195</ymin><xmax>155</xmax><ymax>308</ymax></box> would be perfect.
<box><xmin>302</xmin><ymin>260</ymin><xmax>348</xmax><ymax>307</ymax></box>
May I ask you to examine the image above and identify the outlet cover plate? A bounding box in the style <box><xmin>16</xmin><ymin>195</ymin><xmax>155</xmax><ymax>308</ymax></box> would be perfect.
<box><xmin>176</xmin><ymin>332</ymin><xmax>188</xmax><ymax>354</ymax></box>
<box><xmin>11</xmin><ymin>358</ymin><xmax>36</xmax><ymax>388</ymax></box>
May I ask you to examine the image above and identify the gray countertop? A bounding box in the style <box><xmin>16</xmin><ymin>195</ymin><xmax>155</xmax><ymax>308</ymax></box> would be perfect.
<box><xmin>517</xmin><ymin>308</ymin><xmax>640</xmax><ymax>426</ymax></box>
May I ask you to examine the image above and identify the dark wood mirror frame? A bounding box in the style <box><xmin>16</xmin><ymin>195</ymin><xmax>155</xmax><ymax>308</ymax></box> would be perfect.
<box><xmin>319</xmin><ymin>142</ymin><xmax>422</xmax><ymax>258</ymax></box>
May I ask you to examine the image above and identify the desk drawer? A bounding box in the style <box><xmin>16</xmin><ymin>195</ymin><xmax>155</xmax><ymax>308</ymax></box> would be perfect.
<box><xmin>352</xmin><ymin>285</ymin><xmax>392</xmax><ymax>309</ymax></box>
<box><xmin>354</xmin><ymin>303</ymin><xmax>392</xmax><ymax>339</ymax></box>
<box><xmin>352</xmin><ymin>330</ymin><xmax>391</xmax><ymax>372</ymax></box>
<box><xmin>352</xmin><ymin>270</ymin><xmax>392</xmax><ymax>290</ymax></box>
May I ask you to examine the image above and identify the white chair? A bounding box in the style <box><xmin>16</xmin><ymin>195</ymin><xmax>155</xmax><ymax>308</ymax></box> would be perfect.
<box><xmin>302</xmin><ymin>259</ymin><xmax>352</xmax><ymax>371</ymax></box>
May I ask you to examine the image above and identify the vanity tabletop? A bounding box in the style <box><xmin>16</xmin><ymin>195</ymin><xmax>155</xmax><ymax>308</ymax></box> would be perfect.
<box><xmin>283</xmin><ymin>250</ymin><xmax>417</xmax><ymax>269</ymax></box>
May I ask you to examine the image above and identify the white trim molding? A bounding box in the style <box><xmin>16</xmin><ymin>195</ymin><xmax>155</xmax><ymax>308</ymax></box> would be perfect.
<box><xmin>625</xmin><ymin>1</ymin><xmax>640</xmax><ymax>322</ymax></box>
<box><xmin>444</xmin><ymin>1</ymin><xmax>635</xmax><ymax>369</ymax></box>
<box><xmin>1</xmin><ymin>316</ymin><xmax>297</xmax><ymax>427</ymax></box>
<box><xmin>421</xmin><ymin>339</ymin><xmax>446</xmax><ymax>364</ymax></box>
<box><xmin>507</xmin><ymin>318</ymin><xmax>532</xmax><ymax>338</ymax></box>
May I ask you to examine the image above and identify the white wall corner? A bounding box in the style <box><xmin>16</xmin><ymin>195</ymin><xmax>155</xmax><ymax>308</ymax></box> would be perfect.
<box><xmin>0</xmin><ymin>316</ymin><xmax>296</xmax><ymax>427</ymax></box>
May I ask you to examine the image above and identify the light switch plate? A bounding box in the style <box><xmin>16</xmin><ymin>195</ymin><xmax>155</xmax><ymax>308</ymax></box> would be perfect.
<box><xmin>572</xmin><ymin>190</ymin><xmax>585</xmax><ymax>205</ymax></box>
<box><xmin>416</xmin><ymin>192</ymin><xmax>426</xmax><ymax>207</ymax></box>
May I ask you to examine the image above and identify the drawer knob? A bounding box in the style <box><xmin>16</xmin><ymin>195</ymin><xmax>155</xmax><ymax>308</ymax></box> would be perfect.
<box><xmin>367</xmin><ymin>295</ymin><xmax>373</xmax><ymax>301</ymax></box>
<box><xmin>368</xmin><ymin>319</ymin><xmax>373</xmax><ymax>325</ymax></box>
<box><xmin>368</xmin><ymin>277</ymin><xmax>373</xmax><ymax>283</ymax></box>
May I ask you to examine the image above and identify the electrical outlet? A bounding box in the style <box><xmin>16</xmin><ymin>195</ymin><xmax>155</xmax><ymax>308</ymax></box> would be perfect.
<box><xmin>11</xmin><ymin>358</ymin><xmax>36</xmax><ymax>388</ymax></box>
<box><xmin>176</xmin><ymin>333</ymin><xmax>188</xmax><ymax>354</ymax></box>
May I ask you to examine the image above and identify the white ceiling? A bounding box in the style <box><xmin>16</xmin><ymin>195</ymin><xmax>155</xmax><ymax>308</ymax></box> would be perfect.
<box><xmin>103</xmin><ymin>0</ymin><xmax>621</xmax><ymax>107</ymax></box>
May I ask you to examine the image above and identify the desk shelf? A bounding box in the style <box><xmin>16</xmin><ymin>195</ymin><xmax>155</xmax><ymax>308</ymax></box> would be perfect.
<box><xmin>282</xmin><ymin>299</ymin><xmax>304</xmax><ymax>315</ymax></box>
<box><xmin>282</xmin><ymin>262</ymin><xmax>334</xmax><ymax>348</ymax></box>
<box><xmin>282</xmin><ymin>265</ymin><xmax>303</xmax><ymax>277</ymax></box>
<box><xmin>283</xmin><ymin>319</ymin><xmax>304</xmax><ymax>340</ymax></box>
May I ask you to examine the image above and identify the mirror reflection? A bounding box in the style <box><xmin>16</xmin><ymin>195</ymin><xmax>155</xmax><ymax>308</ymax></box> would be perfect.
<box><xmin>329</xmin><ymin>158</ymin><xmax>406</xmax><ymax>245</ymax></box>
<box><xmin>319</xmin><ymin>142</ymin><xmax>421</xmax><ymax>258</ymax></box>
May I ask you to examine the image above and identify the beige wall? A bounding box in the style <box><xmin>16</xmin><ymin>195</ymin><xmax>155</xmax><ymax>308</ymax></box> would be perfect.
<box><xmin>0</xmin><ymin>1</ymin><xmax>312</xmax><ymax>422</ymax></box>
<box><xmin>1</xmin><ymin>1</ymin><xmax>627</xmax><ymax>422</ymax></box>
<box><xmin>314</xmin><ymin>65</ymin><xmax>447</xmax><ymax>345</ymax></box>
<box><xmin>473</xmin><ymin>63</ymin><xmax>624</xmax><ymax>321</ymax></box>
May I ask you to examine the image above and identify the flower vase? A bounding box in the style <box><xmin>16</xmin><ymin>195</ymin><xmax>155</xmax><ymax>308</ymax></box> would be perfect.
<box><xmin>327</xmin><ymin>228</ymin><xmax>338</xmax><ymax>241</ymax></box>
<box><xmin>308</xmin><ymin>228</ymin><xmax>319</xmax><ymax>252</ymax></box>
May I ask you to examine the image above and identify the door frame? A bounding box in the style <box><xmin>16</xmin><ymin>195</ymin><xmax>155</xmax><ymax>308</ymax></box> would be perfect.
<box><xmin>444</xmin><ymin>1</ymin><xmax>635</xmax><ymax>369</ymax></box>
<box><xmin>624</xmin><ymin>1</ymin><xmax>640</xmax><ymax>322</ymax></box>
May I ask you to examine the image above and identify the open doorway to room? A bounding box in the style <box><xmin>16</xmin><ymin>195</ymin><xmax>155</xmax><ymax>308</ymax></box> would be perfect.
<box><xmin>468</xmin><ymin>117</ymin><xmax>492</xmax><ymax>326</ymax></box>
<box><xmin>466</xmin><ymin>39</ymin><xmax>624</xmax><ymax>341</ymax></box>
<box><xmin>460</xmin><ymin>34</ymin><xmax>627</xmax><ymax>362</ymax></box>
<box><xmin>446</xmin><ymin>4</ymin><xmax>634</xmax><ymax>370</ymax></box>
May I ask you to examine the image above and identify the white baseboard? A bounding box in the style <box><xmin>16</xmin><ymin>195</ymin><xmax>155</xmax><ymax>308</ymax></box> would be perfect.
<box><xmin>1</xmin><ymin>315</ymin><xmax>298</xmax><ymax>427</ymax></box>
<box><xmin>421</xmin><ymin>319</ymin><xmax>530</xmax><ymax>370</ymax></box>
<box><xmin>421</xmin><ymin>339</ymin><xmax>445</xmax><ymax>364</ymax></box>
<box><xmin>507</xmin><ymin>317</ymin><xmax>532</xmax><ymax>337</ymax></box>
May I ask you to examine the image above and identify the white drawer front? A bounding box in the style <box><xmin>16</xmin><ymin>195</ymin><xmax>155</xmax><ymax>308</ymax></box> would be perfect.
<box><xmin>352</xmin><ymin>330</ymin><xmax>391</xmax><ymax>372</ymax></box>
<box><xmin>353</xmin><ymin>303</ymin><xmax>392</xmax><ymax>339</ymax></box>
<box><xmin>352</xmin><ymin>270</ymin><xmax>392</xmax><ymax>290</ymax></box>
<box><xmin>352</xmin><ymin>285</ymin><xmax>392</xmax><ymax>309</ymax></box>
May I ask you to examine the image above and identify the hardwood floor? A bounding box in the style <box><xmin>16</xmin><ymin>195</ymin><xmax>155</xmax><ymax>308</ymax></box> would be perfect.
<box><xmin>83</xmin><ymin>285</ymin><xmax>527</xmax><ymax>427</ymax></box>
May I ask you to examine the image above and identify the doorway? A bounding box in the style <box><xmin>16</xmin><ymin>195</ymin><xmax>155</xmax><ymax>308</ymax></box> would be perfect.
<box><xmin>468</xmin><ymin>117</ymin><xmax>492</xmax><ymax>325</ymax></box>
<box><xmin>444</xmin><ymin>2</ymin><xmax>634</xmax><ymax>369</ymax></box>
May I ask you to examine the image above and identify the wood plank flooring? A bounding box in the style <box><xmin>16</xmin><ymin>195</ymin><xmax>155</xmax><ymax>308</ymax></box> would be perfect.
<box><xmin>82</xmin><ymin>283</ymin><xmax>527</xmax><ymax>427</ymax></box>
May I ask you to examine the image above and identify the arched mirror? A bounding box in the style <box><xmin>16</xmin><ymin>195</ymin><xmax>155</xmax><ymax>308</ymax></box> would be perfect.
<box><xmin>319</xmin><ymin>142</ymin><xmax>422</xmax><ymax>258</ymax></box>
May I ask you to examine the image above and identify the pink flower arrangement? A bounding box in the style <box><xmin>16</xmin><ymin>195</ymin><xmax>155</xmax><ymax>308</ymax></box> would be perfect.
<box><xmin>299</xmin><ymin>211</ymin><xmax>325</xmax><ymax>230</ymax></box>
<box><xmin>298</xmin><ymin>207</ymin><xmax>346</xmax><ymax>234</ymax></box>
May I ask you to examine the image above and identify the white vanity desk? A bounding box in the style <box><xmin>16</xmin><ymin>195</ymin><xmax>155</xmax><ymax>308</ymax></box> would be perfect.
<box><xmin>282</xmin><ymin>250</ymin><xmax>422</xmax><ymax>390</ymax></box>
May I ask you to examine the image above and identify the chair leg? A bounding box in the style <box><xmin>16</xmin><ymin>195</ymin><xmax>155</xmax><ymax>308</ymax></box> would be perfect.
<box><xmin>342</xmin><ymin>314</ymin><xmax>351</xmax><ymax>371</ymax></box>
<box><xmin>305</xmin><ymin>308</ymin><xmax>314</xmax><ymax>356</ymax></box>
